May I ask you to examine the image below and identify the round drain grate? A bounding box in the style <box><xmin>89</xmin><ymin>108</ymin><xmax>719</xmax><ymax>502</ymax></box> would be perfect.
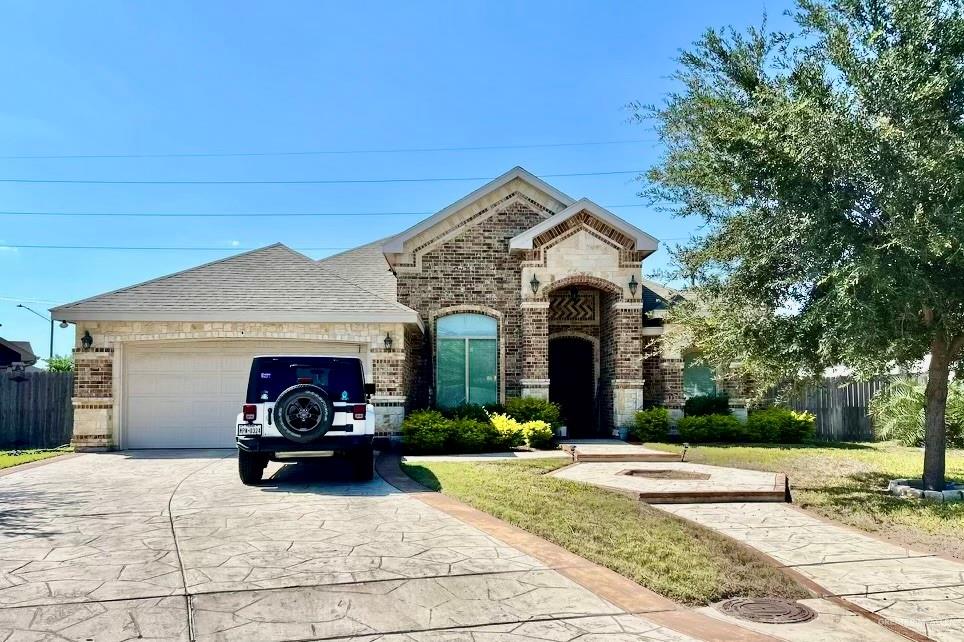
<box><xmin>715</xmin><ymin>598</ymin><xmax>817</xmax><ymax>624</ymax></box>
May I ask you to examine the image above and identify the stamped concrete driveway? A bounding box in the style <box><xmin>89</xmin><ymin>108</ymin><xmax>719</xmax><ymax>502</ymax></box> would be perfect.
<box><xmin>0</xmin><ymin>452</ymin><xmax>696</xmax><ymax>642</ymax></box>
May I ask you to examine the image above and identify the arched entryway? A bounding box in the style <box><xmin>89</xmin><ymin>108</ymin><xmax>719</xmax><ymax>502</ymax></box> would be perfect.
<box><xmin>548</xmin><ymin>335</ymin><xmax>597</xmax><ymax>437</ymax></box>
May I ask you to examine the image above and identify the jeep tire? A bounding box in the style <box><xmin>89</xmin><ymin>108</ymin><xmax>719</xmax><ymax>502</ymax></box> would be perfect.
<box><xmin>273</xmin><ymin>384</ymin><xmax>335</xmax><ymax>444</ymax></box>
<box><xmin>351</xmin><ymin>445</ymin><xmax>374</xmax><ymax>481</ymax></box>
<box><xmin>239</xmin><ymin>450</ymin><xmax>267</xmax><ymax>485</ymax></box>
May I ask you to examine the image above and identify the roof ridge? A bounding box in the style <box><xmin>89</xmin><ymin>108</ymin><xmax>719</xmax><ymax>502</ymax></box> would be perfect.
<box><xmin>51</xmin><ymin>243</ymin><xmax>289</xmax><ymax>313</ymax></box>
<box><xmin>317</xmin><ymin>235</ymin><xmax>395</xmax><ymax>263</ymax></box>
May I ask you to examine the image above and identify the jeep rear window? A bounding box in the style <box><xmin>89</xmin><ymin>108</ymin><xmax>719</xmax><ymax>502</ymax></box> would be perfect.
<box><xmin>246</xmin><ymin>356</ymin><xmax>365</xmax><ymax>403</ymax></box>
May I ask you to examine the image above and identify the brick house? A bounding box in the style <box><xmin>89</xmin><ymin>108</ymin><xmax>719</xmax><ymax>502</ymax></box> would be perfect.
<box><xmin>52</xmin><ymin>167</ymin><xmax>720</xmax><ymax>451</ymax></box>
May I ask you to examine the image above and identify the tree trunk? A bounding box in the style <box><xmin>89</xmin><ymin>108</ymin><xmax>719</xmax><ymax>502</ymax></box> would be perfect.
<box><xmin>923</xmin><ymin>340</ymin><xmax>951</xmax><ymax>491</ymax></box>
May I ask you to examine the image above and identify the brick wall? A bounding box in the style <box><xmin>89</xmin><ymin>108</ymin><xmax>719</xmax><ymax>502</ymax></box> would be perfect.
<box><xmin>396</xmin><ymin>201</ymin><xmax>547</xmax><ymax>399</ymax></box>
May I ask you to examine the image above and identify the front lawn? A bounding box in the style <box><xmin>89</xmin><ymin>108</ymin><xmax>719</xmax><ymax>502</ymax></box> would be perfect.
<box><xmin>401</xmin><ymin>458</ymin><xmax>807</xmax><ymax>605</ymax></box>
<box><xmin>0</xmin><ymin>447</ymin><xmax>71</xmax><ymax>470</ymax></box>
<box><xmin>647</xmin><ymin>441</ymin><xmax>964</xmax><ymax>558</ymax></box>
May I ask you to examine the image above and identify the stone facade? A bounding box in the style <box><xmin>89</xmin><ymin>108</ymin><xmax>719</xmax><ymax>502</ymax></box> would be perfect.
<box><xmin>70</xmin><ymin>320</ymin><xmax>416</xmax><ymax>450</ymax></box>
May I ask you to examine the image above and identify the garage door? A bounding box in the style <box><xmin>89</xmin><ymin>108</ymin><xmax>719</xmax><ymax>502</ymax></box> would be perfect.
<box><xmin>124</xmin><ymin>340</ymin><xmax>363</xmax><ymax>448</ymax></box>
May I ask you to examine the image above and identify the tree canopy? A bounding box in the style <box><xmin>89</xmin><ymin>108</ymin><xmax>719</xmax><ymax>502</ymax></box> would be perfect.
<box><xmin>643</xmin><ymin>0</ymin><xmax>964</xmax><ymax>489</ymax></box>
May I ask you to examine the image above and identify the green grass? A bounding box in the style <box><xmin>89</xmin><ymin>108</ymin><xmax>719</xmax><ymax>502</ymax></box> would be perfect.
<box><xmin>647</xmin><ymin>441</ymin><xmax>964</xmax><ymax>558</ymax></box>
<box><xmin>0</xmin><ymin>447</ymin><xmax>71</xmax><ymax>470</ymax></box>
<box><xmin>402</xmin><ymin>458</ymin><xmax>807</xmax><ymax>605</ymax></box>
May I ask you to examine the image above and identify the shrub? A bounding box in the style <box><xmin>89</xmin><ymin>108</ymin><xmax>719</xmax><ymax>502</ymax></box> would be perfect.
<box><xmin>443</xmin><ymin>403</ymin><xmax>490</xmax><ymax>422</ymax></box>
<box><xmin>684</xmin><ymin>393</ymin><xmax>731</xmax><ymax>417</ymax></box>
<box><xmin>746</xmin><ymin>407</ymin><xmax>816</xmax><ymax>443</ymax></box>
<box><xmin>676</xmin><ymin>414</ymin><xmax>743</xmax><ymax>443</ymax></box>
<box><xmin>869</xmin><ymin>378</ymin><xmax>964</xmax><ymax>447</ymax></box>
<box><xmin>504</xmin><ymin>397</ymin><xmax>562</xmax><ymax>428</ymax></box>
<box><xmin>489</xmin><ymin>413</ymin><xmax>525</xmax><ymax>449</ymax></box>
<box><xmin>521</xmin><ymin>420</ymin><xmax>555</xmax><ymax>449</ymax></box>
<box><xmin>401</xmin><ymin>410</ymin><xmax>451</xmax><ymax>454</ymax></box>
<box><xmin>46</xmin><ymin>355</ymin><xmax>74</xmax><ymax>372</ymax></box>
<box><xmin>631</xmin><ymin>407</ymin><xmax>670</xmax><ymax>442</ymax></box>
<box><xmin>448</xmin><ymin>418</ymin><xmax>502</xmax><ymax>453</ymax></box>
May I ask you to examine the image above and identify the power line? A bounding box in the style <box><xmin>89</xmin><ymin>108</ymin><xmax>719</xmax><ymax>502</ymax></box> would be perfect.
<box><xmin>0</xmin><ymin>138</ymin><xmax>658</xmax><ymax>160</ymax></box>
<box><xmin>0</xmin><ymin>169</ymin><xmax>643</xmax><ymax>185</ymax></box>
<box><xmin>0</xmin><ymin>204</ymin><xmax>649</xmax><ymax>218</ymax></box>
<box><xmin>0</xmin><ymin>239</ymin><xmax>691</xmax><ymax>251</ymax></box>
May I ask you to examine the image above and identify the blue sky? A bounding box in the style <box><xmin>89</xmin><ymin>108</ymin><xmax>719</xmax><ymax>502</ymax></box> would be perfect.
<box><xmin>0</xmin><ymin>0</ymin><xmax>796</xmax><ymax>362</ymax></box>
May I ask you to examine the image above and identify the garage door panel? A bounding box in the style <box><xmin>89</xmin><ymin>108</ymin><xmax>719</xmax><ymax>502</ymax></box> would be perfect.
<box><xmin>124</xmin><ymin>340</ymin><xmax>363</xmax><ymax>448</ymax></box>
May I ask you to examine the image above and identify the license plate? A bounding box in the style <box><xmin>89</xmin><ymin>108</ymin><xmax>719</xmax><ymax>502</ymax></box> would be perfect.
<box><xmin>237</xmin><ymin>423</ymin><xmax>262</xmax><ymax>436</ymax></box>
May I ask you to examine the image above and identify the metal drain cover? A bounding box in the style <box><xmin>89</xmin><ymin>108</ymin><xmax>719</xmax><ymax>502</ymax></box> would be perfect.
<box><xmin>716</xmin><ymin>598</ymin><xmax>817</xmax><ymax>624</ymax></box>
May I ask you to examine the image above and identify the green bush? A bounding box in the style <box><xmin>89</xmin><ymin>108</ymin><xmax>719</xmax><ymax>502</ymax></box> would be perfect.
<box><xmin>676</xmin><ymin>414</ymin><xmax>743</xmax><ymax>443</ymax></box>
<box><xmin>869</xmin><ymin>378</ymin><xmax>964</xmax><ymax>447</ymax></box>
<box><xmin>684</xmin><ymin>393</ymin><xmax>731</xmax><ymax>417</ymax></box>
<box><xmin>402</xmin><ymin>410</ymin><xmax>451</xmax><ymax>454</ymax></box>
<box><xmin>631</xmin><ymin>407</ymin><xmax>670</xmax><ymax>442</ymax></box>
<box><xmin>746</xmin><ymin>407</ymin><xmax>816</xmax><ymax>443</ymax></box>
<box><xmin>504</xmin><ymin>397</ymin><xmax>562</xmax><ymax>428</ymax></box>
<box><xmin>448</xmin><ymin>418</ymin><xmax>502</xmax><ymax>453</ymax></box>
<box><xmin>521</xmin><ymin>420</ymin><xmax>555</xmax><ymax>449</ymax></box>
<box><xmin>443</xmin><ymin>403</ymin><xmax>490</xmax><ymax>422</ymax></box>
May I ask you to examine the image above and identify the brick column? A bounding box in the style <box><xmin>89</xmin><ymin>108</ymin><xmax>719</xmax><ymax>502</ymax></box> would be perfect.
<box><xmin>519</xmin><ymin>301</ymin><xmax>549</xmax><ymax>400</ymax></box>
<box><xmin>610</xmin><ymin>302</ymin><xmax>645</xmax><ymax>431</ymax></box>
<box><xmin>660</xmin><ymin>358</ymin><xmax>684</xmax><ymax>419</ymax></box>
<box><xmin>72</xmin><ymin>347</ymin><xmax>114</xmax><ymax>451</ymax></box>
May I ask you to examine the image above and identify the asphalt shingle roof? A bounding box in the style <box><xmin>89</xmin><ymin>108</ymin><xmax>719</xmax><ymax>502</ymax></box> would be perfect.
<box><xmin>51</xmin><ymin>243</ymin><xmax>419</xmax><ymax>324</ymax></box>
<box><xmin>317</xmin><ymin>238</ymin><xmax>397</xmax><ymax>301</ymax></box>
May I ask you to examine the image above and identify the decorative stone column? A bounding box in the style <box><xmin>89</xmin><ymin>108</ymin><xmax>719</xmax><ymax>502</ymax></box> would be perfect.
<box><xmin>72</xmin><ymin>347</ymin><xmax>114</xmax><ymax>451</ymax></box>
<box><xmin>610</xmin><ymin>302</ymin><xmax>645</xmax><ymax>431</ymax></box>
<box><xmin>519</xmin><ymin>300</ymin><xmax>550</xmax><ymax>400</ymax></box>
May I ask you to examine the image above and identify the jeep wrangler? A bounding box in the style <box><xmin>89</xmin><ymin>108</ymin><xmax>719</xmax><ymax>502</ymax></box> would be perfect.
<box><xmin>235</xmin><ymin>355</ymin><xmax>377</xmax><ymax>485</ymax></box>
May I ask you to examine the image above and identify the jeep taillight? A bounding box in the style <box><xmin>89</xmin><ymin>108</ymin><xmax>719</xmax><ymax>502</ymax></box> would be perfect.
<box><xmin>353</xmin><ymin>404</ymin><xmax>366</xmax><ymax>420</ymax></box>
<box><xmin>243</xmin><ymin>404</ymin><xmax>257</xmax><ymax>423</ymax></box>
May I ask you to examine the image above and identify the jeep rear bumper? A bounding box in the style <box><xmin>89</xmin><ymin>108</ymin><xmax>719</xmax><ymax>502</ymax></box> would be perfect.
<box><xmin>236</xmin><ymin>435</ymin><xmax>373</xmax><ymax>455</ymax></box>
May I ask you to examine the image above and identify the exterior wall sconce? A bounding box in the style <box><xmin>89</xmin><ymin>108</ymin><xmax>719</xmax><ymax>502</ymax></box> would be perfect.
<box><xmin>628</xmin><ymin>274</ymin><xmax>639</xmax><ymax>297</ymax></box>
<box><xmin>529</xmin><ymin>274</ymin><xmax>540</xmax><ymax>294</ymax></box>
<box><xmin>383</xmin><ymin>332</ymin><xmax>393</xmax><ymax>351</ymax></box>
<box><xmin>80</xmin><ymin>330</ymin><xmax>93</xmax><ymax>351</ymax></box>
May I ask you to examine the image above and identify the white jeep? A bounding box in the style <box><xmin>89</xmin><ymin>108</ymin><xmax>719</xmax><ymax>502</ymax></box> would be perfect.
<box><xmin>235</xmin><ymin>355</ymin><xmax>376</xmax><ymax>485</ymax></box>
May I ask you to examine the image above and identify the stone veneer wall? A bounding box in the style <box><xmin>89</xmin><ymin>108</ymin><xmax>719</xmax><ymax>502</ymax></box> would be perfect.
<box><xmin>70</xmin><ymin>320</ymin><xmax>415</xmax><ymax>449</ymax></box>
<box><xmin>395</xmin><ymin>201</ymin><xmax>548</xmax><ymax>401</ymax></box>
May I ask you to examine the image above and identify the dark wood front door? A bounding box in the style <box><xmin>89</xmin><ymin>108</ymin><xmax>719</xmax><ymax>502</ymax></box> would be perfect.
<box><xmin>548</xmin><ymin>337</ymin><xmax>595</xmax><ymax>437</ymax></box>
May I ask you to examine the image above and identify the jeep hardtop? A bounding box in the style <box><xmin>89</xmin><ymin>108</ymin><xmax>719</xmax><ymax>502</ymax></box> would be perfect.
<box><xmin>235</xmin><ymin>355</ymin><xmax>376</xmax><ymax>484</ymax></box>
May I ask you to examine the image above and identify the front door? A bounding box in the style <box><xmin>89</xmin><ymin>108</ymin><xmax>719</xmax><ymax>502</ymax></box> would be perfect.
<box><xmin>548</xmin><ymin>337</ymin><xmax>595</xmax><ymax>437</ymax></box>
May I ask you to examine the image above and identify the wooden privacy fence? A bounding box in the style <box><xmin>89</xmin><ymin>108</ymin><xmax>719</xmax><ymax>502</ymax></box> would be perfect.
<box><xmin>0</xmin><ymin>371</ymin><xmax>74</xmax><ymax>449</ymax></box>
<box><xmin>784</xmin><ymin>376</ymin><xmax>892</xmax><ymax>441</ymax></box>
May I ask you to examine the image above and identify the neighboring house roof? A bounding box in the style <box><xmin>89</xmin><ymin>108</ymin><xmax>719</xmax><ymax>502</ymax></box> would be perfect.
<box><xmin>317</xmin><ymin>238</ymin><xmax>397</xmax><ymax>300</ymax></box>
<box><xmin>51</xmin><ymin>243</ymin><xmax>422</xmax><ymax>328</ymax></box>
<box><xmin>0</xmin><ymin>338</ymin><xmax>37</xmax><ymax>366</ymax></box>
<box><xmin>382</xmin><ymin>166</ymin><xmax>575</xmax><ymax>254</ymax></box>
<box><xmin>509</xmin><ymin>198</ymin><xmax>659</xmax><ymax>256</ymax></box>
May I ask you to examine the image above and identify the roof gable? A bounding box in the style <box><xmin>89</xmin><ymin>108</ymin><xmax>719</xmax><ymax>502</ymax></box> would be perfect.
<box><xmin>382</xmin><ymin>166</ymin><xmax>574</xmax><ymax>254</ymax></box>
<box><xmin>52</xmin><ymin>244</ymin><xmax>421</xmax><ymax>326</ymax></box>
<box><xmin>509</xmin><ymin>198</ymin><xmax>659</xmax><ymax>255</ymax></box>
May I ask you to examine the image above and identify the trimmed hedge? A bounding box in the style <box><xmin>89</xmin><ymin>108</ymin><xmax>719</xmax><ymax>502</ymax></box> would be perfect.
<box><xmin>684</xmin><ymin>393</ymin><xmax>731</xmax><ymax>417</ymax></box>
<box><xmin>676</xmin><ymin>408</ymin><xmax>816</xmax><ymax>444</ymax></box>
<box><xmin>631</xmin><ymin>407</ymin><xmax>670</xmax><ymax>442</ymax></box>
<box><xmin>401</xmin><ymin>410</ymin><xmax>450</xmax><ymax>454</ymax></box>
<box><xmin>504</xmin><ymin>397</ymin><xmax>562</xmax><ymax>428</ymax></box>
<box><xmin>404</xmin><ymin>407</ymin><xmax>557</xmax><ymax>454</ymax></box>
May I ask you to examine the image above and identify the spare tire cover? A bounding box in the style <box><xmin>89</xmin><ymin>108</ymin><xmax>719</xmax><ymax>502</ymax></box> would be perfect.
<box><xmin>273</xmin><ymin>384</ymin><xmax>335</xmax><ymax>443</ymax></box>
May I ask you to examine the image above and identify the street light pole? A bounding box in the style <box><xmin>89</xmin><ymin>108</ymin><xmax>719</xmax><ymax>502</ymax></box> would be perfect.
<box><xmin>16</xmin><ymin>304</ymin><xmax>54</xmax><ymax>361</ymax></box>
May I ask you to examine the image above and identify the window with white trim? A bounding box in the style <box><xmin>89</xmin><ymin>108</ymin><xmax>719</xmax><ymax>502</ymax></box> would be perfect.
<box><xmin>435</xmin><ymin>313</ymin><xmax>498</xmax><ymax>408</ymax></box>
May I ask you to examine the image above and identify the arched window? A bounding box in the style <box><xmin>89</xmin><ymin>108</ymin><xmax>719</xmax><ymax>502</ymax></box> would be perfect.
<box><xmin>436</xmin><ymin>313</ymin><xmax>498</xmax><ymax>408</ymax></box>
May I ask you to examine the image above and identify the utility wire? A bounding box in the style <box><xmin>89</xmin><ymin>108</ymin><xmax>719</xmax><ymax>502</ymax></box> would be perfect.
<box><xmin>0</xmin><ymin>204</ymin><xmax>648</xmax><ymax>218</ymax></box>
<box><xmin>0</xmin><ymin>138</ymin><xmax>658</xmax><ymax>160</ymax></box>
<box><xmin>0</xmin><ymin>169</ymin><xmax>643</xmax><ymax>185</ymax></box>
<box><xmin>0</xmin><ymin>239</ymin><xmax>690</xmax><ymax>251</ymax></box>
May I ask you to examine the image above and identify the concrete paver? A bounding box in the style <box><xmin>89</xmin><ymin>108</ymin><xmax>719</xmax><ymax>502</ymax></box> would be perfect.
<box><xmin>0</xmin><ymin>452</ymin><xmax>700</xmax><ymax>642</ymax></box>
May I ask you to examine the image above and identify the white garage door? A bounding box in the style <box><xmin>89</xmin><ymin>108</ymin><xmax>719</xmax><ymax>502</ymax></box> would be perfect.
<box><xmin>123</xmin><ymin>340</ymin><xmax>363</xmax><ymax>448</ymax></box>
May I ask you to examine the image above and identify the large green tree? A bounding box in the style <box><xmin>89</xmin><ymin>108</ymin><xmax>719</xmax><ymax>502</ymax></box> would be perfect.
<box><xmin>643</xmin><ymin>0</ymin><xmax>964</xmax><ymax>490</ymax></box>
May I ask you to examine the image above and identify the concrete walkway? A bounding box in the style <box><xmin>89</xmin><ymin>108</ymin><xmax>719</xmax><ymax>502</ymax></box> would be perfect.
<box><xmin>661</xmin><ymin>502</ymin><xmax>964</xmax><ymax>642</ymax></box>
<box><xmin>0</xmin><ymin>451</ymin><xmax>733</xmax><ymax>642</ymax></box>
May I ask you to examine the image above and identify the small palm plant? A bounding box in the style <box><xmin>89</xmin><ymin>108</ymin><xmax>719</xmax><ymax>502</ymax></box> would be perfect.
<box><xmin>870</xmin><ymin>378</ymin><xmax>964</xmax><ymax>447</ymax></box>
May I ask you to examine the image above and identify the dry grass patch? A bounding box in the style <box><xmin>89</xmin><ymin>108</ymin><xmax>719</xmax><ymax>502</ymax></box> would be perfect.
<box><xmin>402</xmin><ymin>458</ymin><xmax>807</xmax><ymax>606</ymax></box>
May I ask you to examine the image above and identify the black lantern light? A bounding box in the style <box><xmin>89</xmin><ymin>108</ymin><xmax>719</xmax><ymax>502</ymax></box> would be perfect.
<box><xmin>628</xmin><ymin>274</ymin><xmax>639</xmax><ymax>297</ymax></box>
<box><xmin>529</xmin><ymin>274</ymin><xmax>540</xmax><ymax>294</ymax></box>
<box><xmin>81</xmin><ymin>330</ymin><xmax>93</xmax><ymax>351</ymax></box>
<box><xmin>383</xmin><ymin>332</ymin><xmax>393</xmax><ymax>351</ymax></box>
